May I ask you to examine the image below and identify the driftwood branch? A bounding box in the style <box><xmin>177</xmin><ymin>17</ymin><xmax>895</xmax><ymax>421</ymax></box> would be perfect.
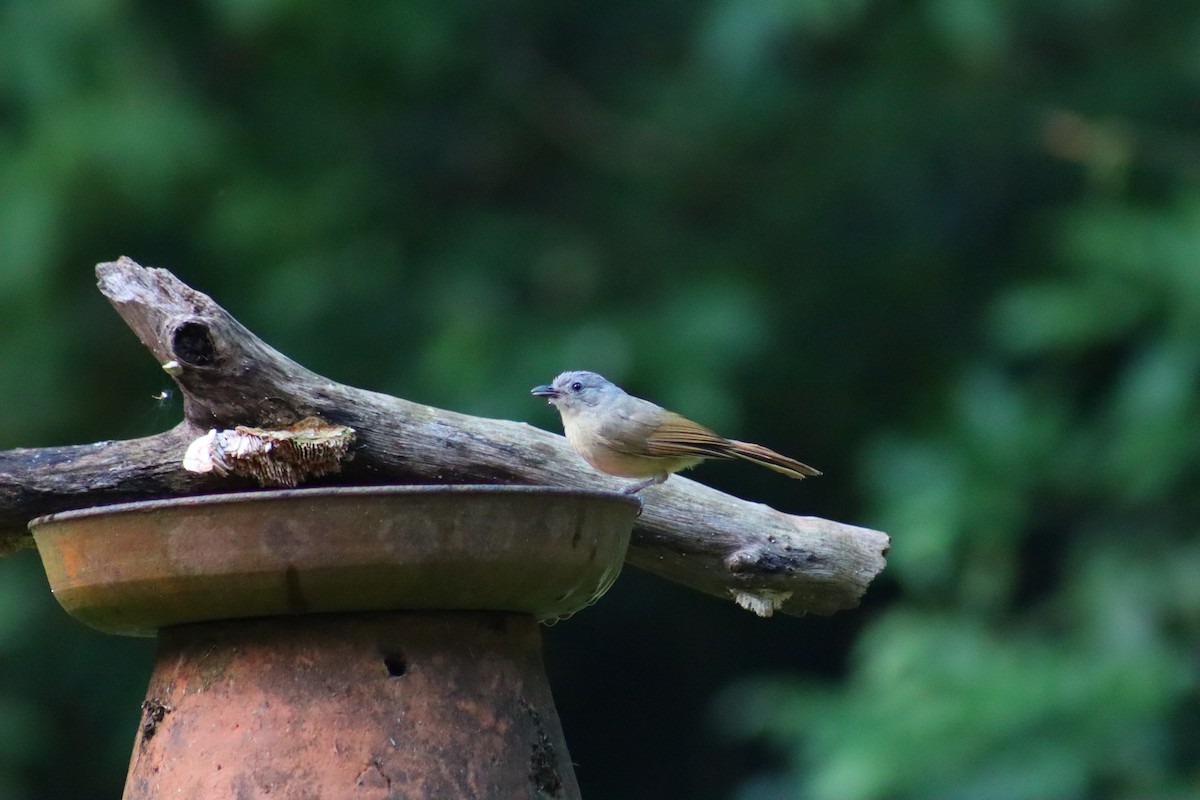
<box><xmin>0</xmin><ymin>258</ymin><xmax>889</xmax><ymax>616</ymax></box>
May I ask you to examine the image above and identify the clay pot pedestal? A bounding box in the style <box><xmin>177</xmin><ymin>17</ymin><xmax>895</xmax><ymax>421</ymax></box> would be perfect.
<box><xmin>31</xmin><ymin>486</ymin><xmax>639</xmax><ymax>800</ymax></box>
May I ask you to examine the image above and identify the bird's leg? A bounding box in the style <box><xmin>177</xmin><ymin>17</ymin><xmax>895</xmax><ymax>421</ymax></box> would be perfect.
<box><xmin>621</xmin><ymin>474</ymin><xmax>668</xmax><ymax>495</ymax></box>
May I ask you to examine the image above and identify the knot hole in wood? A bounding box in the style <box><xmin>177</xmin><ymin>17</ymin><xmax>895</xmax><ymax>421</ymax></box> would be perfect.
<box><xmin>172</xmin><ymin>320</ymin><xmax>217</xmax><ymax>367</ymax></box>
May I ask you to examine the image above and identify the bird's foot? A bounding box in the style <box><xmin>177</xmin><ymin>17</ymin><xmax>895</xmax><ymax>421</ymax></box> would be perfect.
<box><xmin>621</xmin><ymin>475</ymin><xmax>667</xmax><ymax>495</ymax></box>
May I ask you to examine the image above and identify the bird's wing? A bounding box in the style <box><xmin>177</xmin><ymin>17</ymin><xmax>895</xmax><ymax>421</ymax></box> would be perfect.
<box><xmin>593</xmin><ymin>397</ymin><xmax>665</xmax><ymax>456</ymax></box>
<box><xmin>641</xmin><ymin>410</ymin><xmax>737</xmax><ymax>460</ymax></box>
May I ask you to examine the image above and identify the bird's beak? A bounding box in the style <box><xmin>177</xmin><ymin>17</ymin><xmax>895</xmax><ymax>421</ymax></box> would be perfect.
<box><xmin>530</xmin><ymin>384</ymin><xmax>560</xmax><ymax>399</ymax></box>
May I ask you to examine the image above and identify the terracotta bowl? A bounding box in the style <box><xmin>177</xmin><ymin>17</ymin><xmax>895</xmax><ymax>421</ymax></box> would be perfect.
<box><xmin>30</xmin><ymin>486</ymin><xmax>639</xmax><ymax>636</ymax></box>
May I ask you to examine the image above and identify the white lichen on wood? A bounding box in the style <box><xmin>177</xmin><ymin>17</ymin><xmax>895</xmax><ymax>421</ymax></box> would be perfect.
<box><xmin>731</xmin><ymin>589</ymin><xmax>793</xmax><ymax>618</ymax></box>
<box><xmin>183</xmin><ymin>417</ymin><xmax>355</xmax><ymax>487</ymax></box>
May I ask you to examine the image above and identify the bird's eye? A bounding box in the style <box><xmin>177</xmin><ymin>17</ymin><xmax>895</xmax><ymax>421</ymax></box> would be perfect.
<box><xmin>570</xmin><ymin>381</ymin><xmax>583</xmax><ymax>392</ymax></box>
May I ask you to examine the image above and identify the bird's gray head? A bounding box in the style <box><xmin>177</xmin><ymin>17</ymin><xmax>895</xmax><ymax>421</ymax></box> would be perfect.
<box><xmin>531</xmin><ymin>370</ymin><xmax>624</xmax><ymax>414</ymax></box>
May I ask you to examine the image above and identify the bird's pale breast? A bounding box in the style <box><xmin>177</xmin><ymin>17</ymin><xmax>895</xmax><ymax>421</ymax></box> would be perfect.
<box><xmin>564</xmin><ymin>415</ymin><xmax>699</xmax><ymax>478</ymax></box>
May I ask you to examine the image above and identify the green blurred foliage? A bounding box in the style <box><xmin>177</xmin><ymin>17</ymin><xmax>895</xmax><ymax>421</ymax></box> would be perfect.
<box><xmin>0</xmin><ymin>0</ymin><xmax>1197</xmax><ymax>798</ymax></box>
<box><xmin>726</xmin><ymin>229</ymin><xmax>1200</xmax><ymax>794</ymax></box>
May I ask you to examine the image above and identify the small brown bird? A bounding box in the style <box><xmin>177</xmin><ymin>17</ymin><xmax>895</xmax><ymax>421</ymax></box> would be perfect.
<box><xmin>531</xmin><ymin>370</ymin><xmax>820</xmax><ymax>493</ymax></box>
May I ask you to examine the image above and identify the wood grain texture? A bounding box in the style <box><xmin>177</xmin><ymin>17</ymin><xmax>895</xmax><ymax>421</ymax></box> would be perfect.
<box><xmin>0</xmin><ymin>257</ymin><xmax>889</xmax><ymax>616</ymax></box>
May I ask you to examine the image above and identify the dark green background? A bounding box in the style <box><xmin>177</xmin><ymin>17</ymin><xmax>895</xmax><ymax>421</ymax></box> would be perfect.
<box><xmin>1</xmin><ymin>2</ymin><xmax>1198</xmax><ymax>798</ymax></box>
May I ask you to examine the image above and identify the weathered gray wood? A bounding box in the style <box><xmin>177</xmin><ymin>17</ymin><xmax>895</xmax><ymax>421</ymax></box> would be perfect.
<box><xmin>0</xmin><ymin>257</ymin><xmax>889</xmax><ymax>616</ymax></box>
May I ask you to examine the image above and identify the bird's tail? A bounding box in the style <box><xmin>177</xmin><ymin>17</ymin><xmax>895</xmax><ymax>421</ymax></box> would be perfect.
<box><xmin>727</xmin><ymin>440</ymin><xmax>822</xmax><ymax>479</ymax></box>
